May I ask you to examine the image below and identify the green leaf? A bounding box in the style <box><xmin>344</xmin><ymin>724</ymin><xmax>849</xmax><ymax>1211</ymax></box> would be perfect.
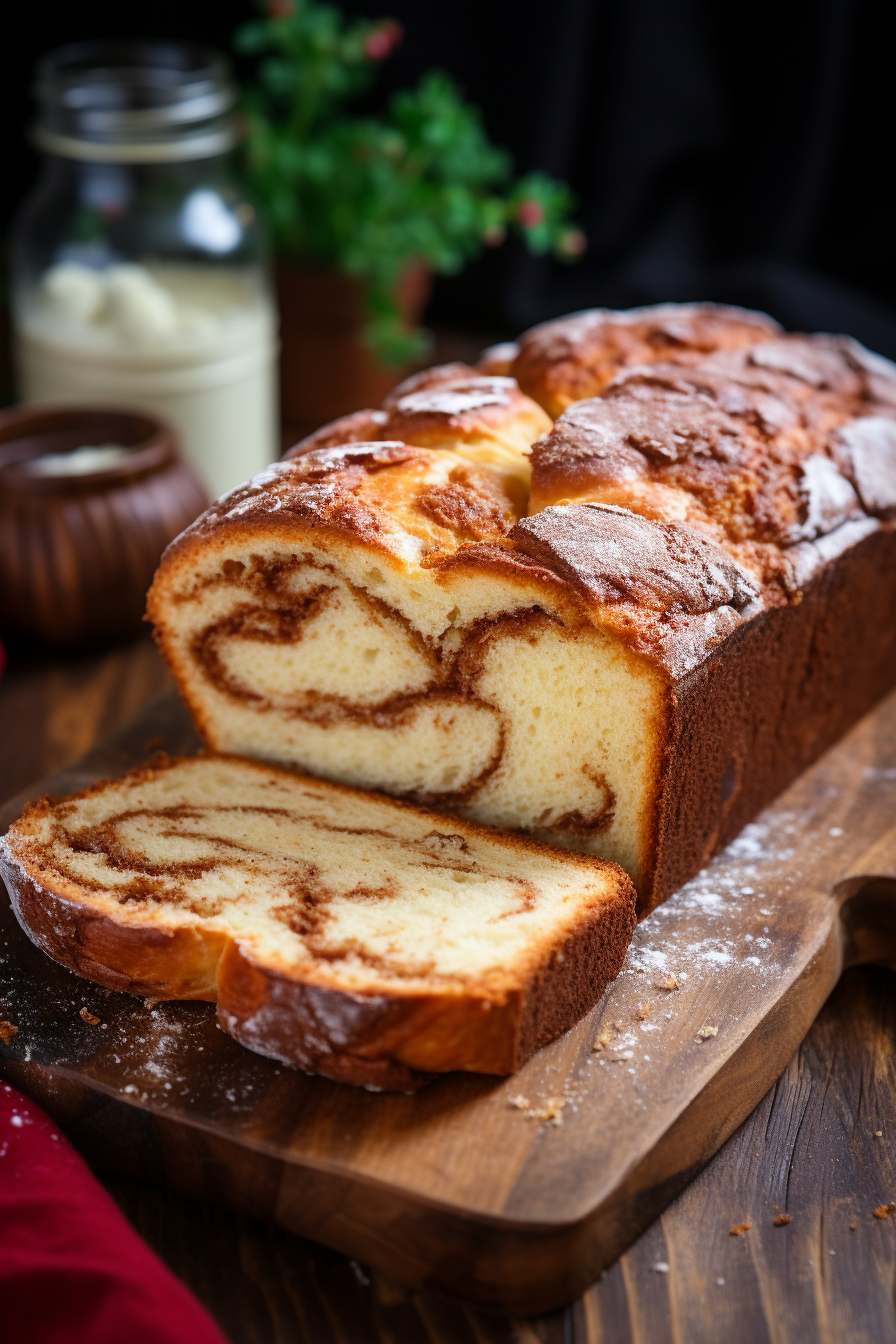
<box><xmin>233</xmin><ymin>0</ymin><xmax>583</xmax><ymax>361</ymax></box>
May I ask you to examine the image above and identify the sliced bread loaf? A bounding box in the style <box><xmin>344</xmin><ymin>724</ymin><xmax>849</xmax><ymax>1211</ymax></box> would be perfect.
<box><xmin>0</xmin><ymin>754</ymin><xmax>636</xmax><ymax>1090</ymax></box>
<box><xmin>148</xmin><ymin>307</ymin><xmax>896</xmax><ymax>912</ymax></box>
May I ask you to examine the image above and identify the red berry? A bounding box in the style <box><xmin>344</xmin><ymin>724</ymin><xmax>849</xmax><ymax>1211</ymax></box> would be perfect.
<box><xmin>518</xmin><ymin>199</ymin><xmax>545</xmax><ymax>228</ymax></box>
<box><xmin>364</xmin><ymin>20</ymin><xmax>403</xmax><ymax>60</ymax></box>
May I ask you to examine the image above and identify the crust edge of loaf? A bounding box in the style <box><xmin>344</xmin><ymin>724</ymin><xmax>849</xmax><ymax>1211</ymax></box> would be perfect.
<box><xmin>648</xmin><ymin>519</ymin><xmax>896</xmax><ymax>911</ymax></box>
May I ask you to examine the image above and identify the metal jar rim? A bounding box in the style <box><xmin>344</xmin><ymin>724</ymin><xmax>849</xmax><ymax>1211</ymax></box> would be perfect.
<box><xmin>32</xmin><ymin>40</ymin><xmax>238</xmax><ymax>164</ymax></box>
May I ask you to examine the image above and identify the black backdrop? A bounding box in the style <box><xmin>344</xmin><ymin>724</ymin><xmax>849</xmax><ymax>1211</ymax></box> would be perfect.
<box><xmin>4</xmin><ymin>0</ymin><xmax>895</xmax><ymax>353</ymax></box>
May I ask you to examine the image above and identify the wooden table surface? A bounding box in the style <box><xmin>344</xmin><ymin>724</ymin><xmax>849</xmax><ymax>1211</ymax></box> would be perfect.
<box><xmin>2</xmin><ymin>630</ymin><xmax>896</xmax><ymax>1344</ymax></box>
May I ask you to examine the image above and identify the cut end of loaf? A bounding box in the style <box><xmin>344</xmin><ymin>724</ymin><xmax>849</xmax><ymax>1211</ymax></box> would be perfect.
<box><xmin>148</xmin><ymin>503</ymin><xmax>673</xmax><ymax>899</ymax></box>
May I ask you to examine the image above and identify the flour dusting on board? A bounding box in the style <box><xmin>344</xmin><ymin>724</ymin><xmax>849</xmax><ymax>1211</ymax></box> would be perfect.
<box><xmin>521</xmin><ymin>795</ymin><xmax>859</xmax><ymax>1122</ymax></box>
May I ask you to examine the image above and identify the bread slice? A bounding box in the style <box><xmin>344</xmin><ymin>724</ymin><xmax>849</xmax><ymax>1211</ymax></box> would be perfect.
<box><xmin>0</xmin><ymin>754</ymin><xmax>636</xmax><ymax>1091</ymax></box>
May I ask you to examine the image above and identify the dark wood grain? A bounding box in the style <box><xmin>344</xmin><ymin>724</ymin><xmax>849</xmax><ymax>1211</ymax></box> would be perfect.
<box><xmin>1</xmin><ymin>635</ymin><xmax>895</xmax><ymax>1339</ymax></box>
<box><xmin>0</xmin><ymin>629</ymin><xmax>173</xmax><ymax>801</ymax></box>
<box><xmin>92</xmin><ymin>965</ymin><xmax>896</xmax><ymax>1344</ymax></box>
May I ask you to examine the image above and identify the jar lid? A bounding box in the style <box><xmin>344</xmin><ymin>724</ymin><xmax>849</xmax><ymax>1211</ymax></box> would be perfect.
<box><xmin>32</xmin><ymin>41</ymin><xmax>238</xmax><ymax>163</ymax></box>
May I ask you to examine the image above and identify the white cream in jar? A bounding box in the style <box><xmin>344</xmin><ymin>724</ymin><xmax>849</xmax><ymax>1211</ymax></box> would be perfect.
<box><xmin>16</xmin><ymin>260</ymin><xmax>277</xmax><ymax>500</ymax></box>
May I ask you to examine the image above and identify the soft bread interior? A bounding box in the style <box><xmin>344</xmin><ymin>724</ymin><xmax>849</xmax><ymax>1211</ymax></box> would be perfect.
<box><xmin>7</xmin><ymin>756</ymin><xmax>627</xmax><ymax>999</ymax></box>
<box><xmin>152</xmin><ymin>530</ymin><xmax>667</xmax><ymax>893</ymax></box>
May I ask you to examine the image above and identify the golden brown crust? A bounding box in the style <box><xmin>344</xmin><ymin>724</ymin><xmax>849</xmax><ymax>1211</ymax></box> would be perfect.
<box><xmin>433</xmin><ymin>506</ymin><xmax>758</xmax><ymax>681</ymax></box>
<box><xmin>1</xmin><ymin>856</ymin><xmax>225</xmax><ymax>1000</ymax></box>
<box><xmin>152</xmin><ymin>445</ymin><xmax>759</xmax><ymax>686</ymax></box>
<box><xmin>380</xmin><ymin>362</ymin><xmax>478</xmax><ymax>407</ymax></box>
<box><xmin>528</xmin><ymin>336</ymin><xmax>896</xmax><ymax>601</ymax></box>
<box><xmin>377</xmin><ymin>374</ymin><xmax>551</xmax><ymax>450</ymax></box>
<box><xmin>212</xmin><ymin>941</ymin><xmax>436</xmax><ymax>1090</ymax></box>
<box><xmin>512</xmin><ymin>302</ymin><xmax>782</xmax><ymax>416</ymax></box>
<box><xmin>151</xmin><ymin>443</ymin><xmax>521</xmax><ymax>584</ymax></box>
<box><xmin>218</xmin><ymin>878</ymin><xmax>636</xmax><ymax>1085</ymax></box>
<box><xmin>511</xmin><ymin>504</ymin><xmax>759</xmax><ymax>614</ymax></box>
<box><xmin>284</xmin><ymin>409</ymin><xmax>389</xmax><ymax>459</ymax></box>
<box><xmin>477</xmin><ymin>342</ymin><xmax>520</xmax><ymax>376</ymax></box>
<box><xmin>282</xmin><ymin>371</ymin><xmax>551</xmax><ymax>468</ymax></box>
<box><xmin>1</xmin><ymin>754</ymin><xmax>637</xmax><ymax>1090</ymax></box>
<box><xmin>515</xmin><ymin>875</ymin><xmax>636</xmax><ymax>1055</ymax></box>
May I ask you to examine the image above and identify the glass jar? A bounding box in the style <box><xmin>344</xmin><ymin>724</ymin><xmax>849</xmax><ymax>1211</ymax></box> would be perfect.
<box><xmin>11</xmin><ymin>41</ymin><xmax>277</xmax><ymax>501</ymax></box>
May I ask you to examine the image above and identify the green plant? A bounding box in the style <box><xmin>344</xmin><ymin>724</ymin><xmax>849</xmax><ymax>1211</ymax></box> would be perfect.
<box><xmin>235</xmin><ymin>0</ymin><xmax>585</xmax><ymax>363</ymax></box>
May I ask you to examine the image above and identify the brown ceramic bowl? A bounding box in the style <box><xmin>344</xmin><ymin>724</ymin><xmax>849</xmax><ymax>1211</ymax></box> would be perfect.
<box><xmin>0</xmin><ymin>405</ymin><xmax>208</xmax><ymax>646</ymax></box>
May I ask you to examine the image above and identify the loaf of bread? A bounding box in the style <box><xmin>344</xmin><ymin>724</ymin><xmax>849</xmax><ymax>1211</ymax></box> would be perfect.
<box><xmin>0</xmin><ymin>754</ymin><xmax>635</xmax><ymax>1089</ymax></box>
<box><xmin>148</xmin><ymin>303</ymin><xmax>896</xmax><ymax>911</ymax></box>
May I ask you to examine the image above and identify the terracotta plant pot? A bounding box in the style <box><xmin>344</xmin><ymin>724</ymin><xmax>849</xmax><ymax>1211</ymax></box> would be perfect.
<box><xmin>276</xmin><ymin>261</ymin><xmax>432</xmax><ymax>439</ymax></box>
<box><xmin>0</xmin><ymin>405</ymin><xmax>208</xmax><ymax>647</ymax></box>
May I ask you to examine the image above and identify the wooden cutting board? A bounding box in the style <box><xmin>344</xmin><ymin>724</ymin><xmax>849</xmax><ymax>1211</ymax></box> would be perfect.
<box><xmin>1</xmin><ymin>689</ymin><xmax>895</xmax><ymax>1315</ymax></box>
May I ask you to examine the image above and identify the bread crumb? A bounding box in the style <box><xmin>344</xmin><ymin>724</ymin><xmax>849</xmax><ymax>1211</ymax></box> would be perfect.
<box><xmin>509</xmin><ymin>1094</ymin><xmax>565</xmax><ymax>1123</ymax></box>
<box><xmin>593</xmin><ymin>1029</ymin><xmax>612</xmax><ymax>1051</ymax></box>
<box><xmin>773</xmin><ymin>1213</ymin><xmax>791</xmax><ymax>1226</ymax></box>
<box><xmin>0</xmin><ymin>1021</ymin><xmax>18</xmax><ymax>1045</ymax></box>
<box><xmin>849</xmin><ymin>1221</ymin><xmax>858</xmax><ymax>1230</ymax></box>
<box><xmin>698</xmin><ymin>1025</ymin><xmax>719</xmax><ymax>1040</ymax></box>
<box><xmin>656</xmin><ymin>975</ymin><xmax>678</xmax><ymax>991</ymax></box>
<box><xmin>530</xmin><ymin>1097</ymin><xmax>565</xmax><ymax>1124</ymax></box>
<box><xmin>79</xmin><ymin>1008</ymin><xmax>101</xmax><ymax>1026</ymax></box>
<box><xmin>729</xmin><ymin>1221</ymin><xmax>752</xmax><ymax>1236</ymax></box>
<box><xmin>875</xmin><ymin>1130</ymin><xmax>883</xmax><ymax>1137</ymax></box>
<box><xmin>638</xmin><ymin>1003</ymin><xmax>651</xmax><ymax>1020</ymax></box>
<box><xmin>873</xmin><ymin>1203</ymin><xmax>895</xmax><ymax>1220</ymax></box>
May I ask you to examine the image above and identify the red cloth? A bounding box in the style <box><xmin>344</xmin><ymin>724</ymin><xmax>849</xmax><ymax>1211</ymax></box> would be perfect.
<box><xmin>0</xmin><ymin>1082</ymin><xmax>229</xmax><ymax>1344</ymax></box>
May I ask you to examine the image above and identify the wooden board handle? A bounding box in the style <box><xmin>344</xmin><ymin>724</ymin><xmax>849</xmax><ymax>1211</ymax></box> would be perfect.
<box><xmin>837</xmin><ymin>824</ymin><xmax>896</xmax><ymax>970</ymax></box>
